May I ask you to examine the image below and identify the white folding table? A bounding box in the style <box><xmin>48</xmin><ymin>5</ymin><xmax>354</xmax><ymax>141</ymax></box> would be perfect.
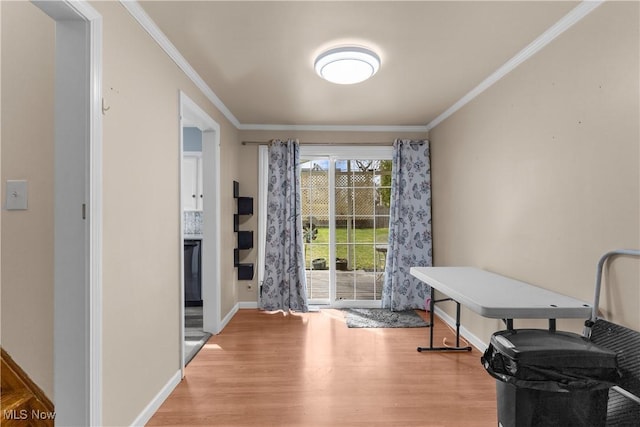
<box><xmin>410</xmin><ymin>267</ymin><xmax>593</xmax><ymax>352</ymax></box>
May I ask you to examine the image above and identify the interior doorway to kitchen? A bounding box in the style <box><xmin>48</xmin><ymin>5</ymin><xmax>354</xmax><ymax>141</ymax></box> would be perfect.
<box><xmin>179</xmin><ymin>92</ymin><xmax>221</xmax><ymax>371</ymax></box>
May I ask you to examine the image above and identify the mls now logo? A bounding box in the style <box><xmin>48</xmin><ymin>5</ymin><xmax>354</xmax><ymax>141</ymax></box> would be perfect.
<box><xmin>3</xmin><ymin>410</ymin><xmax>28</xmax><ymax>420</ymax></box>
<box><xmin>3</xmin><ymin>409</ymin><xmax>56</xmax><ymax>421</ymax></box>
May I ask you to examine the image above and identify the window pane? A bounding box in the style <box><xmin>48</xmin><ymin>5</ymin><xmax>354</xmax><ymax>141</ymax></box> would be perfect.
<box><xmin>334</xmin><ymin>159</ymin><xmax>389</xmax><ymax>301</ymax></box>
<box><xmin>301</xmin><ymin>158</ymin><xmax>330</xmax><ymax>302</ymax></box>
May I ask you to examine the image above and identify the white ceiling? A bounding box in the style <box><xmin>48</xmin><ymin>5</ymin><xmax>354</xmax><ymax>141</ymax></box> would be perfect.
<box><xmin>139</xmin><ymin>1</ymin><xmax>580</xmax><ymax>129</ymax></box>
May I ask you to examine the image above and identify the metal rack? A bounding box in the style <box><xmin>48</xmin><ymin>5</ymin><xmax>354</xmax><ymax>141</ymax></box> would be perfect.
<box><xmin>582</xmin><ymin>249</ymin><xmax>640</xmax><ymax>425</ymax></box>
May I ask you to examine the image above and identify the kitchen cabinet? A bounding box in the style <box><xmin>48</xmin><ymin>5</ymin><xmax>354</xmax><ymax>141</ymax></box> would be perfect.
<box><xmin>183</xmin><ymin>154</ymin><xmax>203</xmax><ymax>211</ymax></box>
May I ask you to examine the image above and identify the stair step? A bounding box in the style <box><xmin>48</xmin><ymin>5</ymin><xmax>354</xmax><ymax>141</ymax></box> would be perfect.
<box><xmin>1</xmin><ymin>390</ymin><xmax>33</xmax><ymax>414</ymax></box>
<box><xmin>1</xmin><ymin>391</ymin><xmax>55</xmax><ymax>426</ymax></box>
<box><xmin>1</xmin><ymin>347</ymin><xmax>54</xmax><ymax>412</ymax></box>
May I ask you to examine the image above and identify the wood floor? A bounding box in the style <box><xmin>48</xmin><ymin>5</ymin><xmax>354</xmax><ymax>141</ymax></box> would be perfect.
<box><xmin>148</xmin><ymin>309</ymin><xmax>497</xmax><ymax>427</ymax></box>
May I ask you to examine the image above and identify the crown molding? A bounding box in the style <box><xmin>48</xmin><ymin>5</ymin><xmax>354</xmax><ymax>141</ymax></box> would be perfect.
<box><xmin>121</xmin><ymin>0</ymin><xmax>602</xmax><ymax>134</ymax></box>
<box><xmin>121</xmin><ymin>1</ymin><xmax>420</xmax><ymax>133</ymax></box>
<box><xmin>425</xmin><ymin>0</ymin><xmax>604</xmax><ymax>131</ymax></box>
<box><xmin>238</xmin><ymin>123</ymin><xmax>429</xmax><ymax>133</ymax></box>
<box><xmin>120</xmin><ymin>0</ymin><xmax>241</xmax><ymax>128</ymax></box>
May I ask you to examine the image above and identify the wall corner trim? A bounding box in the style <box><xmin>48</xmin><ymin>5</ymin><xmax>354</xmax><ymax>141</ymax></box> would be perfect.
<box><xmin>425</xmin><ymin>0</ymin><xmax>604</xmax><ymax>132</ymax></box>
<box><xmin>130</xmin><ymin>369</ymin><xmax>181</xmax><ymax>427</ymax></box>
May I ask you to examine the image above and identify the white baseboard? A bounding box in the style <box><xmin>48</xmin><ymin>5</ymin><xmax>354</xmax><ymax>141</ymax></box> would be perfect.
<box><xmin>220</xmin><ymin>303</ymin><xmax>240</xmax><ymax>331</ymax></box>
<box><xmin>238</xmin><ymin>301</ymin><xmax>258</xmax><ymax>309</ymax></box>
<box><xmin>217</xmin><ymin>302</ymin><xmax>256</xmax><ymax>333</ymax></box>
<box><xmin>130</xmin><ymin>369</ymin><xmax>181</xmax><ymax>426</ymax></box>
<box><xmin>433</xmin><ymin>306</ymin><xmax>488</xmax><ymax>352</ymax></box>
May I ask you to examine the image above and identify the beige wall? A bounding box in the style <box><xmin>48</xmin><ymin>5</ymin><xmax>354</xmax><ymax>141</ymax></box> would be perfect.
<box><xmin>0</xmin><ymin>2</ymin><xmax>55</xmax><ymax>398</ymax></box>
<box><xmin>1</xmin><ymin>1</ymin><xmax>241</xmax><ymax>424</ymax></box>
<box><xmin>3</xmin><ymin>0</ymin><xmax>637</xmax><ymax>423</ymax></box>
<box><xmin>236</xmin><ymin>130</ymin><xmax>427</xmax><ymax>302</ymax></box>
<box><xmin>94</xmin><ymin>2</ymin><xmax>240</xmax><ymax>424</ymax></box>
<box><xmin>429</xmin><ymin>1</ymin><xmax>640</xmax><ymax>344</ymax></box>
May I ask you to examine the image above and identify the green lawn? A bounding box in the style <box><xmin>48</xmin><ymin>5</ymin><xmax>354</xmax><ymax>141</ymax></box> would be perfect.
<box><xmin>304</xmin><ymin>226</ymin><xmax>389</xmax><ymax>270</ymax></box>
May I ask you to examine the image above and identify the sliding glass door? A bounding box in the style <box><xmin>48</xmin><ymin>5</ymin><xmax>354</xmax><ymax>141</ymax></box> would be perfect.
<box><xmin>299</xmin><ymin>146</ymin><xmax>392</xmax><ymax>307</ymax></box>
<box><xmin>300</xmin><ymin>158</ymin><xmax>331</xmax><ymax>303</ymax></box>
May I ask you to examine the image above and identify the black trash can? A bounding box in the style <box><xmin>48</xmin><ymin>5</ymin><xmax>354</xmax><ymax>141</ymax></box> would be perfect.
<box><xmin>482</xmin><ymin>329</ymin><xmax>620</xmax><ymax>427</ymax></box>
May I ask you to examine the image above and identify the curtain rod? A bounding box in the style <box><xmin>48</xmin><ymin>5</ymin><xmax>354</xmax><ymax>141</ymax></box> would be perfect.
<box><xmin>241</xmin><ymin>140</ymin><xmax>427</xmax><ymax>146</ymax></box>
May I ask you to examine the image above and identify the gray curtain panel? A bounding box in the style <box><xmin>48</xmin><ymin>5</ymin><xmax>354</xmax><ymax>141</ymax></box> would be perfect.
<box><xmin>382</xmin><ymin>139</ymin><xmax>433</xmax><ymax>311</ymax></box>
<box><xmin>260</xmin><ymin>139</ymin><xmax>309</xmax><ymax>312</ymax></box>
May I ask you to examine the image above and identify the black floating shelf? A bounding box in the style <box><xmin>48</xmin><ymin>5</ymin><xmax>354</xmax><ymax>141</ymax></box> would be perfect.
<box><xmin>238</xmin><ymin>264</ymin><xmax>254</xmax><ymax>280</ymax></box>
<box><xmin>237</xmin><ymin>197</ymin><xmax>253</xmax><ymax>215</ymax></box>
<box><xmin>234</xmin><ymin>181</ymin><xmax>254</xmax><ymax>280</ymax></box>
<box><xmin>237</xmin><ymin>231</ymin><xmax>253</xmax><ymax>250</ymax></box>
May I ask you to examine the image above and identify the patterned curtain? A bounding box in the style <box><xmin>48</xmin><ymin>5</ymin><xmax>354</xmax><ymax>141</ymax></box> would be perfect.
<box><xmin>382</xmin><ymin>139</ymin><xmax>433</xmax><ymax>311</ymax></box>
<box><xmin>260</xmin><ymin>139</ymin><xmax>309</xmax><ymax>312</ymax></box>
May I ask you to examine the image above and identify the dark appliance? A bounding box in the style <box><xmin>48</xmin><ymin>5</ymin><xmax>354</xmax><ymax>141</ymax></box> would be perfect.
<box><xmin>184</xmin><ymin>239</ymin><xmax>202</xmax><ymax>306</ymax></box>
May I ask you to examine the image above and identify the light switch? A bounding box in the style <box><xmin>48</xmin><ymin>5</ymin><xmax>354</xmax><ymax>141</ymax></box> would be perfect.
<box><xmin>6</xmin><ymin>180</ymin><xmax>28</xmax><ymax>210</ymax></box>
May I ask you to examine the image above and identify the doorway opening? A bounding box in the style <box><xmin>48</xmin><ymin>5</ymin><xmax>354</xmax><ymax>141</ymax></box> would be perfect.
<box><xmin>179</xmin><ymin>92</ymin><xmax>221</xmax><ymax>371</ymax></box>
<box><xmin>182</xmin><ymin>127</ymin><xmax>208</xmax><ymax>364</ymax></box>
<box><xmin>31</xmin><ymin>1</ymin><xmax>103</xmax><ymax>425</ymax></box>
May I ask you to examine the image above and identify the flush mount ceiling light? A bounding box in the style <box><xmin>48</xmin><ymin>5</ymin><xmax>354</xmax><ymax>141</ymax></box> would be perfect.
<box><xmin>314</xmin><ymin>46</ymin><xmax>380</xmax><ymax>85</ymax></box>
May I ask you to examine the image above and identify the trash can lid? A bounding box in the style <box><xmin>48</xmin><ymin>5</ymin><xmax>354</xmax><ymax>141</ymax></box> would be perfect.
<box><xmin>490</xmin><ymin>329</ymin><xmax>618</xmax><ymax>369</ymax></box>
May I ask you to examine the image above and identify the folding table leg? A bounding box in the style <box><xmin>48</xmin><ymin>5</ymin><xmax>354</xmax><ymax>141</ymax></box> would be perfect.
<box><xmin>417</xmin><ymin>288</ymin><xmax>472</xmax><ymax>353</ymax></box>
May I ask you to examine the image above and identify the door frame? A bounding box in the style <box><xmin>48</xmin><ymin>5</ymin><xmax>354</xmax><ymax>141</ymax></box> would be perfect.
<box><xmin>32</xmin><ymin>0</ymin><xmax>103</xmax><ymax>425</ymax></box>
<box><xmin>179</xmin><ymin>92</ymin><xmax>221</xmax><ymax>373</ymax></box>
